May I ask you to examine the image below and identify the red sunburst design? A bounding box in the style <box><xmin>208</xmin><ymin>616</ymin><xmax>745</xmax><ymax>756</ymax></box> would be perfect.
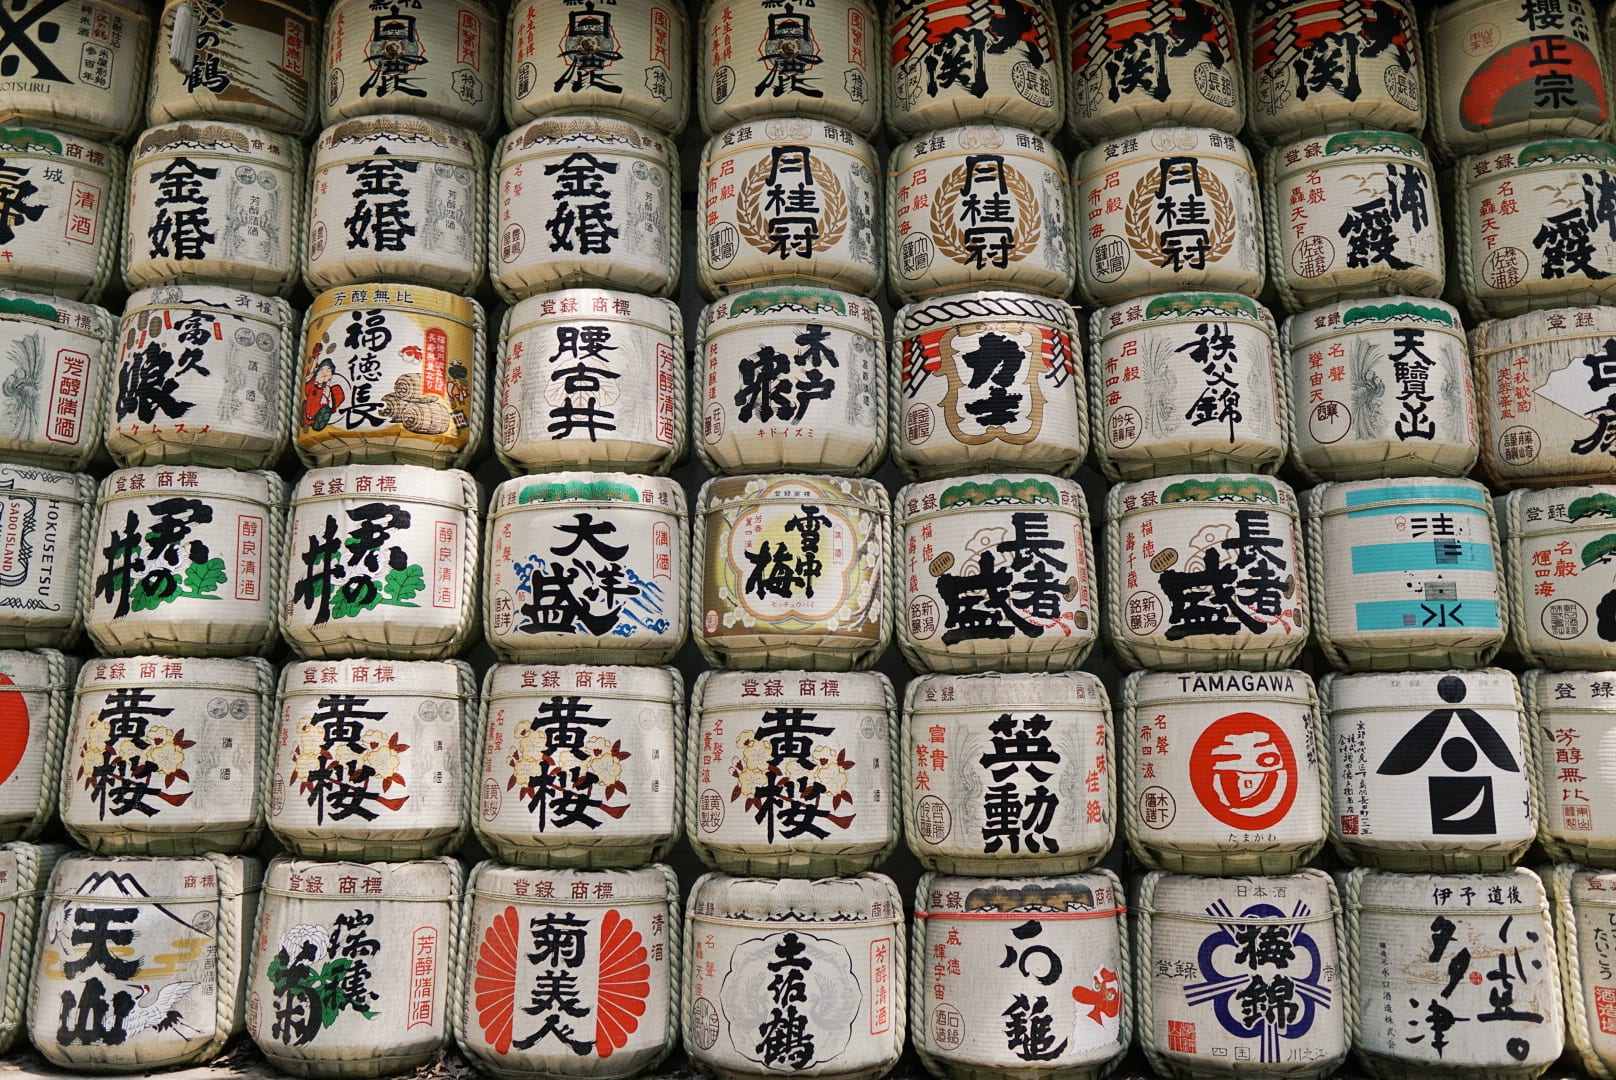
<box><xmin>594</xmin><ymin>909</ymin><xmax>650</xmax><ymax>1058</ymax></box>
<box><xmin>474</xmin><ymin>905</ymin><xmax>520</xmax><ymax>1054</ymax></box>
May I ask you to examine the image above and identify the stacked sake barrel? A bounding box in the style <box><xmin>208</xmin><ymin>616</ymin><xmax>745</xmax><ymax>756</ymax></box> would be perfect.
<box><xmin>881</xmin><ymin>5</ymin><xmax>1131</xmax><ymax>1079</ymax></box>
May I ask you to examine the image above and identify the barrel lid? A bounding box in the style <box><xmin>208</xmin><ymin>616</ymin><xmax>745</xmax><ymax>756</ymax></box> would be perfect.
<box><xmin>1132</xmin><ymin>669</ymin><xmax>1314</xmax><ymax>706</ymax></box>
<box><xmin>894</xmin><ymin>291</ymin><xmax>1078</xmax><ymax>335</ymax></box>
<box><xmin>1107</xmin><ymin>474</ymin><xmax>1296</xmax><ymax>516</ymax></box>
<box><xmin>124</xmin><ymin>283</ymin><xmax>291</xmax><ymax>324</ymax></box>
<box><xmin>1283</xmin><ymin>297</ymin><xmax>1465</xmax><ymax>350</ymax></box>
<box><xmin>486</xmin><ymin>662</ymin><xmax>679</xmax><ymax>703</ymax></box>
<box><xmin>292</xmin><ymin>464</ymin><xmax>477</xmax><ymax>507</ymax></box>
<box><xmin>135</xmin><ymin>120</ymin><xmax>301</xmax><ymax>162</ymax></box>
<box><xmin>1471</xmin><ymin>303</ymin><xmax>1616</xmax><ymax>348</ymax></box>
<box><xmin>898</xmin><ymin>473</ymin><xmax>1088</xmax><ymax>519</ymax></box>
<box><xmin>703</xmin><ymin>117</ymin><xmax>875</xmax><ymax>163</ymax></box>
<box><xmin>0</xmin><ymin>648</ymin><xmax>72</xmax><ymax>692</ymax></box>
<box><xmin>507</xmin><ymin>288</ymin><xmax>679</xmax><ymax>334</ymax></box>
<box><xmin>1326</xmin><ymin>668</ymin><xmax>1518</xmax><ymax>713</ymax></box>
<box><xmin>51</xmin><ymin>853</ymin><xmax>258</xmax><ymax>901</ymax></box>
<box><xmin>891</xmin><ymin>124</ymin><xmax>1062</xmax><ymax>172</ymax></box>
<box><xmin>1462</xmin><ymin>136</ymin><xmax>1616</xmax><ymax>173</ymax></box>
<box><xmin>0</xmin><ymin>289</ymin><xmax>111</xmax><ymax>338</ymax></box>
<box><xmin>263</xmin><ymin>855</ymin><xmax>458</xmax><ymax>899</ymax></box>
<box><xmin>100</xmin><ymin>465</ymin><xmax>282</xmax><ymax>509</ymax></box>
<box><xmin>1505</xmin><ymin>485</ymin><xmax>1616</xmax><ymax>538</ymax></box>
<box><xmin>317</xmin><ymin>114</ymin><xmax>480</xmax><ymax>155</ymax></box>
<box><xmin>1271</xmin><ymin>130</ymin><xmax>1430</xmax><ymax>176</ymax></box>
<box><xmin>917</xmin><ymin>871</ymin><xmax>1121</xmax><ymax>918</ymax></box>
<box><xmin>491</xmin><ymin>472</ymin><xmax>686</xmax><ymax>514</ymax></box>
<box><xmin>280</xmin><ymin>658</ymin><xmax>469</xmax><ymax>698</ymax></box>
<box><xmin>698</xmin><ymin>668</ymin><xmax>888</xmax><ymax>712</ymax></box>
<box><xmin>503</xmin><ymin>115</ymin><xmax>675</xmax><ymax>161</ymax></box>
<box><xmin>703</xmin><ymin>287</ymin><xmax>881</xmax><ymax>337</ymax></box>
<box><xmin>80</xmin><ymin>654</ymin><xmax>270</xmax><ymax>690</ymax></box>
<box><xmin>1077</xmin><ymin>125</ymin><xmax>1252</xmax><ymax>174</ymax></box>
<box><xmin>1147</xmin><ymin>868</ymin><xmax>1338</xmax><ymax>919</ymax></box>
<box><xmin>699</xmin><ymin>473</ymin><xmax>888</xmax><ymax>514</ymax></box>
<box><xmin>1096</xmin><ymin>292</ymin><xmax>1272</xmax><ymax>335</ymax></box>
<box><xmin>687</xmin><ymin>872</ymin><xmax>899</xmax><ymax>924</ymax></box>
<box><xmin>1307</xmin><ymin>476</ymin><xmax>1491</xmax><ymax>517</ymax></box>
<box><xmin>1350</xmin><ymin>865</ymin><xmax>1545</xmax><ymax>914</ymax></box>
<box><xmin>0</xmin><ymin>126</ymin><xmax>117</xmax><ymax>169</ymax></box>
<box><xmin>0</xmin><ymin>463</ymin><xmax>93</xmax><ymax>503</ymax></box>
<box><xmin>471</xmin><ymin>862</ymin><xmax>670</xmax><ymax>903</ymax></box>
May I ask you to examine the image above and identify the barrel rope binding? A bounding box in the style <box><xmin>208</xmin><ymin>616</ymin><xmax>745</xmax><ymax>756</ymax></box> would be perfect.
<box><xmin>659</xmin><ymin>860</ymin><xmax>685</xmax><ymax>1071</ymax></box>
<box><xmin>663</xmin><ymin>294</ymin><xmax>690</xmax><ymax>474</ymax></box>
<box><xmin>1302</xmin><ymin>484</ymin><xmax>1343</xmax><ymax>669</ymax></box>
<box><xmin>442</xmin><ymin>856</ymin><xmax>465</xmax><ymax>1046</ymax></box>
<box><xmin>486</xmin><ymin>146</ymin><xmax>514</xmax><ymax>304</ymax></box>
<box><xmin>92</xmin><ymin>142</ymin><xmax>128</xmax><ymax>304</ymax></box>
<box><xmin>0</xmin><ymin>842</ymin><xmax>38</xmax><ymax>1051</ymax></box>
<box><xmin>467</xmin><ymin>668</ymin><xmax>496</xmax><ymax>860</ymax></box>
<box><xmin>204</xmin><ymin>851</ymin><xmax>243</xmax><ymax>1062</ymax></box>
<box><xmin>460</xmin><ymin>295</ymin><xmax>490</xmax><ymax>471</ymax></box>
<box><xmin>245</xmin><ymin>655</ymin><xmax>276</xmax><ymax>851</ymax></box>
<box><xmin>265</xmin><ymin>296</ymin><xmax>298</xmax><ymax>465</ymax></box>
<box><xmin>444</xmin><ymin>660</ymin><xmax>477</xmax><ymax>857</ymax></box>
<box><xmin>26</xmin><ymin>652</ymin><xmax>73</xmax><ymax>842</ymax></box>
<box><xmin>283</xmin><ymin>137</ymin><xmax>308</xmax><ymax>297</ymax></box>
<box><xmin>1119</xmin><ymin>671</ymin><xmax>1154</xmax><ymax>870</ymax></box>
<box><xmin>67</xmin><ymin>471</ymin><xmax>98</xmax><ymax>647</ymax></box>
<box><xmin>1502</xmin><ymin>490</ymin><xmax>1536</xmax><ymax>667</ymax></box>
<box><xmin>682</xmin><ymin>670</ymin><xmax>711</xmax><ymax>868</ymax></box>
<box><xmin>1136</xmin><ymin>870</ymin><xmax>1163</xmax><ymax>1076</ymax></box>
<box><xmin>1262</xmin><ymin>143</ymin><xmax>1299</xmax><ymax>315</ymax></box>
<box><xmin>447</xmin><ymin>858</ymin><xmax>478</xmax><ymax>1063</ymax></box>
<box><xmin>899</xmin><ymin>677</ymin><xmax>927</xmax><ymax>867</ymax></box>
<box><xmin>468</xmin><ymin>131</ymin><xmax>490</xmax><ymax>292</ymax></box>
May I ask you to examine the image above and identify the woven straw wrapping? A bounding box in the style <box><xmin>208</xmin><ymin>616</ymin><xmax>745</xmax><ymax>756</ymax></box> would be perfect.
<box><xmin>696</xmin><ymin>288</ymin><xmax>887</xmax><ymax>476</ymax></box>
<box><xmin>902</xmin><ymin>671</ymin><xmax>1115</xmax><ymax>875</ymax></box>
<box><xmin>0</xmin><ymin>841</ymin><xmax>64</xmax><ymax>1054</ymax></box>
<box><xmin>1065</xmin><ymin>0</ymin><xmax>1242</xmax><ymax>144</ymax></box>
<box><xmin>282</xmin><ymin>465</ymin><xmax>482</xmax><ymax>660</ymax></box>
<box><xmin>302</xmin><ymin>119</ymin><xmax>488</xmax><ymax>294</ymax></box>
<box><xmin>893</xmin><ymin>473</ymin><xmax>1097</xmax><ymax>673</ymax></box>
<box><xmin>471</xmin><ymin>663</ymin><xmax>686</xmax><ymax>868</ymax></box>
<box><xmin>496</xmin><ymin>291</ymin><xmax>687</xmax><ymax>475</ymax></box>
<box><xmin>697</xmin><ymin>0</ymin><xmax>883</xmax><ymax>138</ymax></box>
<box><xmin>1526</xmin><ymin>671</ymin><xmax>1616</xmax><ymax>867</ymax></box>
<box><xmin>887</xmin><ymin>0</ymin><xmax>1062</xmax><ymax>136</ymax></box>
<box><xmin>1304</xmin><ymin>478</ymin><xmax>1507</xmax><ymax>671</ymax></box>
<box><xmin>1120</xmin><ymin>669</ymin><xmax>1330</xmax><ymax>876</ymax></box>
<box><xmin>1324</xmin><ymin>668</ymin><xmax>1538</xmax><ymax>872</ymax></box>
<box><xmin>890</xmin><ymin>290</ymin><xmax>1090</xmax><ymax>481</ymax></box>
<box><xmin>453</xmin><ymin>861</ymin><xmax>683</xmax><ymax>1079</ymax></box>
<box><xmin>885</xmin><ymin>126</ymin><xmax>1075</xmax><ymax>303</ymax></box>
<box><xmin>319</xmin><ymin>0</ymin><xmax>500</xmax><ymax>134</ymax></box>
<box><xmin>106</xmin><ymin>289</ymin><xmax>297</xmax><ymax>469</ymax></box>
<box><xmin>909</xmin><ymin>869</ymin><xmax>1131</xmax><ymax>1080</ymax></box>
<box><xmin>123</xmin><ymin>124</ymin><xmax>306</xmax><ymax>298</ymax></box>
<box><xmin>1243</xmin><ymin>0</ymin><xmax>1422</xmax><ymax>143</ymax></box>
<box><xmin>691</xmin><ymin>474</ymin><xmax>893</xmax><ymax>671</ymax></box>
<box><xmin>1424</xmin><ymin>0</ymin><xmax>1612</xmax><ymax>160</ymax></box>
<box><xmin>1102</xmin><ymin>474</ymin><xmax>1309</xmax><ymax>671</ymax></box>
<box><xmin>1086</xmin><ymin>294</ymin><xmax>1291</xmax><ymax>482</ymax></box>
<box><xmin>1345</xmin><ymin>866</ymin><xmax>1562</xmax><ymax>1078</ymax></box>
<box><xmin>0</xmin><ymin>293</ymin><xmax>114</xmax><ymax>472</ymax></box>
<box><xmin>60</xmin><ymin>656</ymin><xmax>274</xmax><ymax>855</ymax></box>
<box><xmin>686</xmin><ymin>669</ymin><xmax>898</xmax><ymax>877</ymax></box>
<box><xmin>1281</xmin><ymin>298</ymin><xmax>1479</xmax><ymax>483</ymax></box>
<box><xmin>488</xmin><ymin>118</ymin><xmax>683</xmax><ymax>303</ymax></box>
<box><xmin>145</xmin><ymin>0</ymin><xmax>320</xmax><ymax>136</ymax></box>
<box><xmin>249</xmin><ymin>856</ymin><xmax>462</xmax><ymax>1078</ymax></box>
<box><xmin>28</xmin><ymin>852</ymin><xmax>263</xmax><ymax>1072</ymax></box>
<box><xmin>0</xmin><ymin>650</ymin><xmax>75</xmax><ymax>843</ymax></box>
<box><xmin>682</xmin><ymin>871</ymin><xmax>907</xmax><ymax>1080</ymax></box>
<box><xmin>85</xmin><ymin>468</ymin><xmax>287</xmax><ymax>657</ymax></box>
<box><xmin>269</xmin><ymin>659</ymin><xmax>473</xmax><ymax>861</ymax></box>
<box><xmin>293</xmin><ymin>287</ymin><xmax>489</xmax><ymax>470</ymax></box>
<box><xmin>1138</xmin><ymin>868</ymin><xmax>1348</xmax><ymax>1080</ymax></box>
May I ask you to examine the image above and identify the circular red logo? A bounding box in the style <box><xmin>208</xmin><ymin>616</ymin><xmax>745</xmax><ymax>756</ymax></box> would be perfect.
<box><xmin>1189</xmin><ymin>712</ymin><xmax>1297</xmax><ymax>831</ymax></box>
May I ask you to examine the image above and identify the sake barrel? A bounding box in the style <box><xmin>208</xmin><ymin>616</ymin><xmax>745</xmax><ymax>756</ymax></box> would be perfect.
<box><xmin>496</xmin><ymin>288</ymin><xmax>685</xmax><ymax>476</ymax></box>
<box><xmin>698</xmin><ymin>0</ymin><xmax>881</xmax><ymax>138</ymax></box>
<box><xmin>902</xmin><ymin>671</ymin><xmax>1113</xmax><ymax>876</ymax></box>
<box><xmin>485</xmin><ymin>472</ymin><xmax>686</xmax><ymax>665</ymax></box>
<box><xmin>106</xmin><ymin>285</ymin><xmax>296</xmax><ymax>469</ymax></box>
<box><xmin>1427</xmin><ymin>0</ymin><xmax>1610</xmax><ymax>159</ymax></box>
<box><xmin>295</xmin><ymin>284</ymin><xmax>485</xmax><ymax>469</ymax></box>
<box><xmin>1075</xmin><ymin>127</ymin><xmax>1264</xmax><ymax>307</ymax></box>
<box><xmin>911</xmin><ymin>871</ymin><xmax>1128</xmax><ymax>1080</ymax></box>
<box><xmin>1090</xmin><ymin>292</ymin><xmax>1288</xmax><ymax>481</ymax></box>
<box><xmin>697</xmin><ymin>286</ymin><xmax>884</xmax><ymax>476</ymax></box>
<box><xmin>457</xmin><ymin>862</ymin><xmax>681</xmax><ymax>1078</ymax></box>
<box><xmin>698</xmin><ymin>120</ymin><xmax>881</xmax><ymax>298</ymax></box>
<box><xmin>1122</xmin><ymin>669</ymin><xmax>1327</xmax><ymax>875</ymax></box>
<box><xmin>0</xmin><ymin>127</ymin><xmax>121</xmax><ymax>302</ymax></box>
<box><xmin>684</xmin><ymin>872</ymin><xmax>905</xmax><ymax>1080</ymax></box>
<box><xmin>889</xmin><ymin>125</ymin><xmax>1074</xmax><ymax>302</ymax></box>
<box><xmin>888</xmin><ymin>0</ymin><xmax>1062</xmax><ymax>136</ymax></box>
<box><xmin>892</xmin><ymin>290</ymin><xmax>1088</xmax><ymax>480</ymax></box>
<box><xmin>1345</xmin><ymin>866</ymin><xmax>1563</xmax><ymax>1078</ymax></box>
<box><xmin>1304</xmin><ymin>478</ymin><xmax>1507</xmax><ymax>670</ymax></box>
<box><xmin>0</xmin><ymin>0</ymin><xmax>150</xmax><ymax>139</ymax></box>
<box><xmin>509</xmin><ymin>0</ymin><xmax>688</xmax><ymax>135</ymax></box>
<box><xmin>270</xmin><ymin>659</ymin><xmax>470</xmax><ymax>861</ymax></box>
<box><xmin>1246</xmin><ymin>0</ymin><xmax>1425</xmax><ymax>142</ymax></box>
<box><xmin>0</xmin><ymin>841</ymin><xmax>62</xmax><ymax>1055</ymax></box>
<box><xmin>687</xmin><ymin>669</ymin><xmax>896</xmax><ymax>877</ymax></box>
<box><xmin>124</xmin><ymin>121</ymin><xmax>304</xmax><ymax>296</ymax></box>
<box><xmin>280</xmin><ymin>465</ymin><xmax>481</xmax><ymax>660</ymax></box>
<box><xmin>475</xmin><ymin>663</ymin><xmax>683</xmax><ymax>869</ymax></box>
<box><xmin>695</xmin><ymin>474</ymin><xmax>891</xmax><ymax>671</ymax></box>
<box><xmin>0</xmin><ymin>464</ymin><xmax>95</xmax><ymax>650</ymax></box>
<box><xmin>148</xmin><ymin>0</ymin><xmax>320</xmax><ymax>135</ymax></box>
<box><xmin>1472</xmin><ymin>306</ymin><xmax>1616</xmax><ymax>488</ymax></box>
<box><xmin>1454</xmin><ymin>138</ymin><xmax>1616</xmax><ymax>320</ymax></box>
<box><xmin>0</xmin><ymin>289</ymin><xmax>113</xmax><ymax>471</ymax></box>
<box><xmin>87</xmin><ymin>467</ymin><xmax>286</xmax><ymax>657</ymax></box>
<box><xmin>896</xmin><ymin>473</ymin><xmax>1097</xmax><ymax>674</ymax></box>
<box><xmin>1139</xmin><ymin>869</ymin><xmax>1347</xmax><ymax>1079</ymax></box>
<box><xmin>321</xmin><ymin>0</ymin><xmax>500</xmax><ymax>134</ymax></box>
<box><xmin>61</xmin><ymin>655</ymin><xmax>272</xmax><ymax>856</ymax></box>
<box><xmin>1503</xmin><ymin>486</ymin><xmax>1616</xmax><ymax>668</ymax></box>
<box><xmin>1065</xmin><ymin>0</ymin><xmax>1242</xmax><ymax>143</ymax></box>
<box><xmin>1266</xmin><ymin>131</ymin><xmax>1443</xmax><ymax>311</ymax></box>
<box><xmin>1103</xmin><ymin>474</ymin><xmax>1308</xmax><ymax>671</ymax></box>
<box><xmin>30</xmin><ymin>852</ymin><xmax>260</xmax><ymax>1072</ymax></box>
<box><xmin>1548</xmin><ymin>863</ymin><xmax>1616</xmax><ymax>1079</ymax></box>
<box><xmin>0</xmin><ymin>650</ymin><xmax>73</xmax><ymax>842</ymax></box>
<box><xmin>1326</xmin><ymin>668</ymin><xmax>1534</xmax><ymax>870</ymax></box>
<box><xmin>492</xmin><ymin>117</ymin><xmax>680</xmax><ymax>302</ymax></box>
<box><xmin>305</xmin><ymin>116</ymin><xmax>485</xmax><ymax>294</ymax></box>
<box><xmin>1525</xmin><ymin>670</ymin><xmax>1616</xmax><ymax>866</ymax></box>
<box><xmin>1286</xmin><ymin>298</ymin><xmax>1480</xmax><ymax>482</ymax></box>
<box><xmin>246</xmin><ymin>856</ymin><xmax>460</xmax><ymax>1078</ymax></box>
